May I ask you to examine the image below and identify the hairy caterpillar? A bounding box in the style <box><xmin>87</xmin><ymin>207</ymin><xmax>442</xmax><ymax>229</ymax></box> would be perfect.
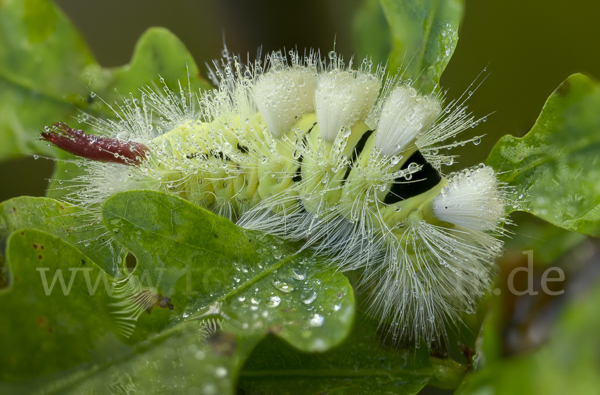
<box><xmin>41</xmin><ymin>49</ymin><xmax>507</xmax><ymax>344</ymax></box>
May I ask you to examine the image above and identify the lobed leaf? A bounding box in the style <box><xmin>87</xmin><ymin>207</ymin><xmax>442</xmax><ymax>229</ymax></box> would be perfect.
<box><xmin>0</xmin><ymin>0</ymin><xmax>94</xmax><ymax>161</ymax></box>
<box><xmin>0</xmin><ymin>196</ymin><xmax>124</xmax><ymax>281</ymax></box>
<box><xmin>101</xmin><ymin>190</ymin><xmax>355</xmax><ymax>353</ymax></box>
<box><xmin>0</xmin><ymin>228</ymin><xmax>257</xmax><ymax>395</ymax></box>
<box><xmin>0</xmin><ymin>229</ymin><xmax>127</xmax><ymax>384</ymax></box>
<box><xmin>0</xmin><ymin>0</ymin><xmax>212</xmax><ymax>163</ymax></box>
<box><xmin>487</xmin><ymin>74</ymin><xmax>600</xmax><ymax>236</ymax></box>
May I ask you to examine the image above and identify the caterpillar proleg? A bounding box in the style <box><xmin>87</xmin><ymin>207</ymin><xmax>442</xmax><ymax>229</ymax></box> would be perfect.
<box><xmin>41</xmin><ymin>49</ymin><xmax>508</xmax><ymax>344</ymax></box>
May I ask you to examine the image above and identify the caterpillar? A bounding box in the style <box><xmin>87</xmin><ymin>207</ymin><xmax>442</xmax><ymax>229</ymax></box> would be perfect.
<box><xmin>41</xmin><ymin>49</ymin><xmax>507</xmax><ymax>344</ymax></box>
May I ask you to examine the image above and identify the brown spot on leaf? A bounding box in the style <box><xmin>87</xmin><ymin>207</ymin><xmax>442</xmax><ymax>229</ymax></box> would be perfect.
<box><xmin>81</xmin><ymin>260</ymin><xmax>86</xmax><ymax>265</ymax></box>
<box><xmin>37</xmin><ymin>254</ymin><xmax>43</xmax><ymax>260</ymax></box>
<box><xmin>158</xmin><ymin>296</ymin><xmax>174</xmax><ymax>310</ymax></box>
<box><xmin>37</xmin><ymin>316</ymin><xmax>47</xmax><ymax>327</ymax></box>
<box><xmin>207</xmin><ymin>332</ymin><xmax>237</xmax><ymax>357</ymax></box>
<box><xmin>143</xmin><ymin>292</ymin><xmax>175</xmax><ymax>313</ymax></box>
<box><xmin>32</xmin><ymin>243</ymin><xmax>39</xmax><ymax>249</ymax></box>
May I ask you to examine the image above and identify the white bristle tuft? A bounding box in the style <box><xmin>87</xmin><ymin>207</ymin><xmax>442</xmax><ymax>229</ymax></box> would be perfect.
<box><xmin>432</xmin><ymin>166</ymin><xmax>505</xmax><ymax>231</ymax></box>
<box><xmin>374</xmin><ymin>86</ymin><xmax>441</xmax><ymax>156</ymax></box>
<box><xmin>315</xmin><ymin>70</ymin><xmax>381</xmax><ymax>141</ymax></box>
<box><xmin>252</xmin><ymin>66</ymin><xmax>317</xmax><ymax>138</ymax></box>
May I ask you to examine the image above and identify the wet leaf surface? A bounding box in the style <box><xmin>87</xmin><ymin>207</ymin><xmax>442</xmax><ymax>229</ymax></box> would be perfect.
<box><xmin>487</xmin><ymin>74</ymin><xmax>600</xmax><ymax>236</ymax></box>
<box><xmin>101</xmin><ymin>190</ymin><xmax>355</xmax><ymax>353</ymax></box>
<box><xmin>0</xmin><ymin>196</ymin><xmax>124</xmax><ymax>280</ymax></box>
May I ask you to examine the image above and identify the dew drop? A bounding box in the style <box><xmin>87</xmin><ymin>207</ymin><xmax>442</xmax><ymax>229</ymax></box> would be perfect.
<box><xmin>301</xmin><ymin>289</ymin><xmax>317</xmax><ymax>305</ymax></box>
<box><xmin>266</xmin><ymin>295</ymin><xmax>281</xmax><ymax>307</ymax></box>
<box><xmin>271</xmin><ymin>246</ymin><xmax>283</xmax><ymax>260</ymax></box>
<box><xmin>116</xmin><ymin>131</ymin><xmax>130</xmax><ymax>141</ymax></box>
<box><xmin>272</xmin><ymin>278</ymin><xmax>295</xmax><ymax>293</ymax></box>
<box><xmin>309</xmin><ymin>313</ymin><xmax>324</xmax><ymax>327</ymax></box>
<box><xmin>290</xmin><ymin>267</ymin><xmax>306</xmax><ymax>280</ymax></box>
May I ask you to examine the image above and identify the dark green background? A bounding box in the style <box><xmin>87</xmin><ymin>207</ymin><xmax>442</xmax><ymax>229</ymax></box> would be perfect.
<box><xmin>1</xmin><ymin>0</ymin><xmax>599</xmax><ymax>201</ymax></box>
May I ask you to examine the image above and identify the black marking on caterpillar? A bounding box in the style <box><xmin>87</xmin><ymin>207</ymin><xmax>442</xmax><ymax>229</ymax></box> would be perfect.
<box><xmin>384</xmin><ymin>150</ymin><xmax>442</xmax><ymax>204</ymax></box>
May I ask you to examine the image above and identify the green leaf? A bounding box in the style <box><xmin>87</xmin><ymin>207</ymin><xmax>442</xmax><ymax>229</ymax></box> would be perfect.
<box><xmin>83</xmin><ymin>27</ymin><xmax>212</xmax><ymax>105</ymax></box>
<box><xmin>486</xmin><ymin>74</ymin><xmax>600</xmax><ymax>236</ymax></box>
<box><xmin>0</xmin><ymin>229</ymin><xmax>128</xmax><ymax>382</ymax></box>
<box><xmin>0</xmin><ymin>0</ymin><xmax>212</xmax><ymax>162</ymax></box>
<box><xmin>0</xmin><ymin>228</ymin><xmax>256</xmax><ymax>395</ymax></box>
<box><xmin>0</xmin><ymin>0</ymin><xmax>95</xmax><ymax>161</ymax></box>
<box><xmin>101</xmin><ymin>190</ymin><xmax>355</xmax><ymax>352</ymax></box>
<box><xmin>0</xmin><ymin>196</ymin><xmax>124</xmax><ymax>282</ymax></box>
<box><xmin>353</xmin><ymin>0</ymin><xmax>391</xmax><ymax>67</ymax></box>
<box><xmin>0</xmin><ymin>190</ymin><xmax>356</xmax><ymax>393</ymax></box>
<box><xmin>379</xmin><ymin>0</ymin><xmax>464</xmax><ymax>93</ymax></box>
<box><xmin>238</xmin><ymin>311</ymin><xmax>466</xmax><ymax>394</ymax></box>
<box><xmin>58</xmin><ymin>323</ymin><xmax>262</xmax><ymax>395</ymax></box>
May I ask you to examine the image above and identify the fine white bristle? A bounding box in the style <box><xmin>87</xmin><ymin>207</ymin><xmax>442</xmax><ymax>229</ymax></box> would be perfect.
<box><xmin>432</xmin><ymin>165</ymin><xmax>505</xmax><ymax>231</ymax></box>
<box><xmin>252</xmin><ymin>67</ymin><xmax>317</xmax><ymax>138</ymax></box>
<box><xmin>374</xmin><ymin>86</ymin><xmax>441</xmax><ymax>156</ymax></box>
<box><xmin>314</xmin><ymin>70</ymin><xmax>381</xmax><ymax>141</ymax></box>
